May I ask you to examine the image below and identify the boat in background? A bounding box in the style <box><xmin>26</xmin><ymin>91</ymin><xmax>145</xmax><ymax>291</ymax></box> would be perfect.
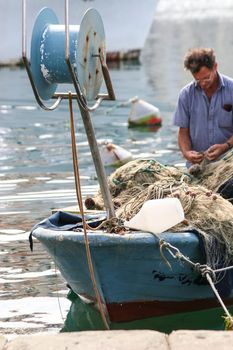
<box><xmin>141</xmin><ymin>0</ymin><xmax>233</xmax><ymax>97</ymax></box>
<box><xmin>0</xmin><ymin>0</ymin><xmax>158</xmax><ymax>65</ymax></box>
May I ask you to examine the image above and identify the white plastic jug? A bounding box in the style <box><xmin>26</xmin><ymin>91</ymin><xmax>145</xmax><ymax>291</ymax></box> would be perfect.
<box><xmin>124</xmin><ymin>198</ymin><xmax>184</xmax><ymax>234</ymax></box>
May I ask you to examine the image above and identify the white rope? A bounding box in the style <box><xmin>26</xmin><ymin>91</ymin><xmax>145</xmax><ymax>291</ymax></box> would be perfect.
<box><xmin>214</xmin><ymin>265</ymin><xmax>233</xmax><ymax>273</ymax></box>
<box><xmin>159</xmin><ymin>239</ymin><xmax>233</xmax><ymax>326</ymax></box>
<box><xmin>205</xmin><ymin>273</ymin><xmax>233</xmax><ymax>321</ymax></box>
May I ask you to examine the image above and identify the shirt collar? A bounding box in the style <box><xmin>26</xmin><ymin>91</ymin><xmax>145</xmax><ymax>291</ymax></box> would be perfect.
<box><xmin>218</xmin><ymin>72</ymin><xmax>225</xmax><ymax>88</ymax></box>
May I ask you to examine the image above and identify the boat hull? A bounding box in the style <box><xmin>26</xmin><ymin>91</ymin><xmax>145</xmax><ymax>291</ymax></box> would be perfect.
<box><xmin>32</xmin><ymin>225</ymin><xmax>233</xmax><ymax>330</ymax></box>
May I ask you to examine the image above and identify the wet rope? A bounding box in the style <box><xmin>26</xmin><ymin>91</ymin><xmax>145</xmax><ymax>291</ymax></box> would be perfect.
<box><xmin>159</xmin><ymin>240</ymin><xmax>233</xmax><ymax>329</ymax></box>
<box><xmin>68</xmin><ymin>92</ymin><xmax>110</xmax><ymax>330</ymax></box>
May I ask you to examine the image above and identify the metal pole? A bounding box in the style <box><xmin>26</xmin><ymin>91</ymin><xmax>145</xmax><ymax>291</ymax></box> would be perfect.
<box><xmin>78</xmin><ymin>103</ymin><xmax>115</xmax><ymax>219</ymax></box>
<box><xmin>22</xmin><ymin>0</ymin><xmax>26</xmax><ymax>57</ymax></box>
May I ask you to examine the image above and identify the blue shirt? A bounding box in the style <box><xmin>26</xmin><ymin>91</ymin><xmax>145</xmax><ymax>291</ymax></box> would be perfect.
<box><xmin>173</xmin><ymin>73</ymin><xmax>233</xmax><ymax>154</ymax></box>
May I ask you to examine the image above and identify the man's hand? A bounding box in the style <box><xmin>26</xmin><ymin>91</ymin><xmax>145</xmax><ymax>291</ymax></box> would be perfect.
<box><xmin>206</xmin><ymin>144</ymin><xmax>228</xmax><ymax>161</ymax></box>
<box><xmin>183</xmin><ymin>150</ymin><xmax>205</xmax><ymax>164</ymax></box>
<box><xmin>178</xmin><ymin>128</ymin><xmax>205</xmax><ymax>164</ymax></box>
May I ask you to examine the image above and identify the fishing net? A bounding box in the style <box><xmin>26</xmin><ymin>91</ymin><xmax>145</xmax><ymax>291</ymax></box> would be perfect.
<box><xmin>85</xmin><ymin>159</ymin><xmax>192</xmax><ymax>210</ymax></box>
<box><xmin>191</xmin><ymin>149</ymin><xmax>233</xmax><ymax>192</ymax></box>
<box><xmin>85</xmin><ymin>154</ymin><xmax>233</xmax><ymax>269</ymax></box>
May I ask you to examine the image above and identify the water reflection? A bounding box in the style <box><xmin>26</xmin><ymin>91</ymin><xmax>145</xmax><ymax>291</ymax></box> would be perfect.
<box><xmin>0</xmin><ymin>232</ymin><xmax>70</xmax><ymax>336</ymax></box>
<box><xmin>0</xmin><ymin>296</ymin><xmax>70</xmax><ymax>336</ymax></box>
<box><xmin>128</xmin><ymin>125</ymin><xmax>161</xmax><ymax>133</ymax></box>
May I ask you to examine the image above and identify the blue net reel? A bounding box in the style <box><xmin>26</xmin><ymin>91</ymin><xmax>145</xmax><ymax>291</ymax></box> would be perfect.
<box><xmin>30</xmin><ymin>7</ymin><xmax>105</xmax><ymax>101</ymax></box>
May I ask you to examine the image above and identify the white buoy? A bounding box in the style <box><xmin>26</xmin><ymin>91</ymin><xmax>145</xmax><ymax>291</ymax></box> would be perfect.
<box><xmin>128</xmin><ymin>97</ymin><xmax>162</xmax><ymax>127</ymax></box>
<box><xmin>99</xmin><ymin>142</ymin><xmax>132</xmax><ymax>167</ymax></box>
<box><xmin>124</xmin><ymin>198</ymin><xmax>184</xmax><ymax>234</ymax></box>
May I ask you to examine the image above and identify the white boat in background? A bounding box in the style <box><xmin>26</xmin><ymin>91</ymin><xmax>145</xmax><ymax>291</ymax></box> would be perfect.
<box><xmin>141</xmin><ymin>0</ymin><xmax>233</xmax><ymax>93</ymax></box>
<box><xmin>0</xmin><ymin>0</ymin><xmax>158</xmax><ymax>64</ymax></box>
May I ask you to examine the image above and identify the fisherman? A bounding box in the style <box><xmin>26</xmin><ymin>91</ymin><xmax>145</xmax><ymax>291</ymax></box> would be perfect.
<box><xmin>173</xmin><ymin>47</ymin><xmax>233</xmax><ymax>168</ymax></box>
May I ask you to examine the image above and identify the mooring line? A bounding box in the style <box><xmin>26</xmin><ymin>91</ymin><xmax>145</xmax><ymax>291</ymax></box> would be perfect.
<box><xmin>159</xmin><ymin>239</ymin><xmax>233</xmax><ymax>329</ymax></box>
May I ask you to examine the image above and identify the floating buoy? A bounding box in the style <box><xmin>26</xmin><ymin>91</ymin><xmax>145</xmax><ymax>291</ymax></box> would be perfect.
<box><xmin>99</xmin><ymin>142</ymin><xmax>132</xmax><ymax>167</ymax></box>
<box><xmin>128</xmin><ymin>97</ymin><xmax>162</xmax><ymax>127</ymax></box>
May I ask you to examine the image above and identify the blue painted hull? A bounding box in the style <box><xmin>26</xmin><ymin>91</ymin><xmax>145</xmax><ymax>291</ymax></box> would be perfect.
<box><xmin>32</xmin><ymin>227</ymin><xmax>233</xmax><ymax>325</ymax></box>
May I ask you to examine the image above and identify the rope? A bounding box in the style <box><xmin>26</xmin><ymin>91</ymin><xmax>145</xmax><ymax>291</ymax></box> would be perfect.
<box><xmin>205</xmin><ymin>273</ymin><xmax>233</xmax><ymax>322</ymax></box>
<box><xmin>159</xmin><ymin>239</ymin><xmax>233</xmax><ymax>327</ymax></box>
<box><xmin>73</xmin><ymin>216</ymin><xmax>126</xmax><ymax>234</ymax></box>
<box><xmin>214</xmin><ymin>266</ymin><xmax>233</xmax><ymax>273</ymax></box>
<box><xmin>68</xmin><ymin>92</ymin><xmax>110</xmax><ymax>330</ymax></box>
<box><xmin>53</xmin><ymin>240</ymin><xmax>66</xmax><ymax>323</ymax></box>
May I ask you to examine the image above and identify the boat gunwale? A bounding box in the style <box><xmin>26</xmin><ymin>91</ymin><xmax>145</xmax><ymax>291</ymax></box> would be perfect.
<box><xmin>32</xmin><ymin>226</ymin><xmax>201</xmax><ymax>247</ymax></box>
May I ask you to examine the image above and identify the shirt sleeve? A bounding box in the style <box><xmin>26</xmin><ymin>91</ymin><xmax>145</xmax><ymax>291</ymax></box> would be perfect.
<box><xmin>173</xmin><ymin>87</ymin><xmax>190</xmax><ymax>128</ymax></box>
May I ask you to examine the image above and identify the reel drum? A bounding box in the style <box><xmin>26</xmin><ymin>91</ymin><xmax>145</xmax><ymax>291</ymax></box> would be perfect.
<box><xmin>30</xmin><ymin>7</ymin><xmax>105</xmax><ymax>101</ymax></box>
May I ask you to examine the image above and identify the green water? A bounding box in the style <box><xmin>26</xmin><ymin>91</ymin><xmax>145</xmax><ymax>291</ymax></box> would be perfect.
<box><xmin>62</xmin><ymin>290</ymin><xmax>232</xmax><ymax>333</ymax></box>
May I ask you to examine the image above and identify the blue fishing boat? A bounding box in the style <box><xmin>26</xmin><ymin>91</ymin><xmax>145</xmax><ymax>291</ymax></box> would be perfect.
<box><xmin>31</xmin><ymin>211</ymin><xmax>233</xmax><ymax>332</ymax></box>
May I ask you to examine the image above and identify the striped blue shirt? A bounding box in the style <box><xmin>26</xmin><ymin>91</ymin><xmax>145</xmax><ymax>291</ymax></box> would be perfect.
<box><xmin>173</xmin><ymin>73</ymin><xmax>233</xmax><ymax>154</ymax></box>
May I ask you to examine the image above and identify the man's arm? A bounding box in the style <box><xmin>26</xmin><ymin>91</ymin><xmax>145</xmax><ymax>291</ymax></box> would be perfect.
<box><xmin>178</xmin><ymin>127</ymin><xmax>204</xmax><ymax>164</ymax></box>
<box><xmin>206</xmin><ymin>136</ymin><xmax>233</xmax><ymax>161</ymax></box>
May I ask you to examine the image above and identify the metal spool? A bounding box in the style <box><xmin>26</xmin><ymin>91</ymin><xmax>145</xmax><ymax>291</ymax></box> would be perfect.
<box><xmin>30</xmin><ymin>7</ymin><xmax>105</xmax><ymax>101</ymax></box>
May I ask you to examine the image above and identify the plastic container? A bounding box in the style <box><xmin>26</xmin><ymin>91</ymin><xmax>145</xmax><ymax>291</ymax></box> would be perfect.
<box><xmin>124</xmin><ymin>198</ymin><xmax>184</xmax><ymax>234</ymax></box>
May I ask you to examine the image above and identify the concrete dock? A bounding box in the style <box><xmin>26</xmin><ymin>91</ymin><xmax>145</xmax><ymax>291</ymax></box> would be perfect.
<box><xmin>0</xmin><ymin>330</ymin><xmax>232</xmax><ymax>350</ymax></box>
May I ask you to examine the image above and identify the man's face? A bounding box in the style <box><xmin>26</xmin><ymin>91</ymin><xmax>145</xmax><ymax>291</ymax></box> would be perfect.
<box><xmin>192</xmin><ymin>63</ymin><xmax>217</xmax><ymax>90</ymax></box>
